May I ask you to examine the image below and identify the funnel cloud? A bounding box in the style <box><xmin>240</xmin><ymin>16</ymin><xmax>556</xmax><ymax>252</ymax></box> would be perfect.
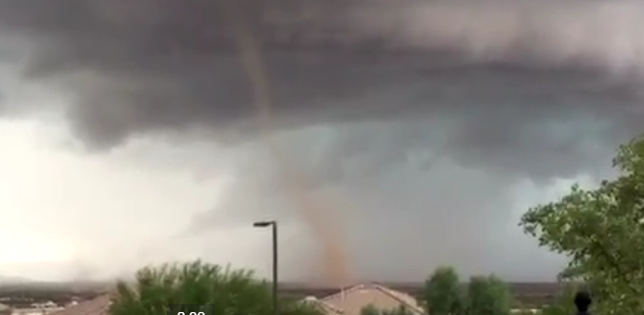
<box><xmin>0</xmin><ymin>0</ymin><xmax>642</xmax><ymax>282</ymax></box>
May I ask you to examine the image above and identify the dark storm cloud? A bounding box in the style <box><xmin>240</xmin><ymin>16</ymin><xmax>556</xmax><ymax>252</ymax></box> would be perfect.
<box><xmin>1</xmin><ymin>0</ymin><xmax>643</xmax><ymax>281</ymax></box>
<box><xmin>0</xmin><ymin>0</ymin><xmax>643</xmax><ymax>151</ymax></box>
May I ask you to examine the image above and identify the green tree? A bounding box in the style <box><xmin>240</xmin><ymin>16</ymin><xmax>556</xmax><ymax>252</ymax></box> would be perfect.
<box><xmin>382</xmin><ymin>305</ymin><xmax>417</xmax><ymax>315</ymax></box>
<box><xmin>423</xmin><ymin>266</ymin><xmax>464</xmax><ymax>315</ymax></box>
<box><xmin>361</xmin><ymin>304</ymin><xmax>382</xmax><ymax>315</ymax></box>
<box><xmin>520</xmin><ymin>135</ymin><xmax>644</xmax><ymax>315</ymax></box>
<box><xmin>540</xmin><ymin>284</ymin><xmax>580</xmax><ymax>315</ymax></box>
<box><xmin>109</xmin><ymin>260</ymin><xmax>322</xmax><ymax>315</ymax></box>
<box><xmin>466</xmin><ymin>275</ymin><xmax>511</xmax><ymax>315</ymax></box>
<box><xmin>360</xmin><ymin>304</ymin><xmax>416</xmax><ymax>315</ymax></box>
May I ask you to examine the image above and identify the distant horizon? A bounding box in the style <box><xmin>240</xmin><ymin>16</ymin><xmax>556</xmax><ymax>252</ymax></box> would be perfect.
<box><xmin>0</xmin><ymin>257</ymin><xmax>562</xmax><ymax>284</ymax></box>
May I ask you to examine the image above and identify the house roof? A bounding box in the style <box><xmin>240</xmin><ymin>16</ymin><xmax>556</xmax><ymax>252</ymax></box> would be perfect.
<box><xmin>306</xmin><ymin>283</ymin><xmax>425</xmax><ymax>315</ymax></box>
<box><xmin>282</xmin><ymin>282</ymin><xmax>562</xmax><ymax>307</ymax></box>
<box><xmin>48</xmin><ymin>294</ymin><xmax>111</xmax><ymax>315</ymax></box>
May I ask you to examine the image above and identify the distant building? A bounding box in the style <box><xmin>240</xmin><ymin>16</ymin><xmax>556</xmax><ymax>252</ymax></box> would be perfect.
<box><xmin>46</xmin><ymin>295</ymin><xmax>110</xmax><ymax>315</ymax></box>
<box><xmin>0</xmin><ymin>303</ymin><xmax>11</xmax><ymax>315</ymax></box>
<box><xmin>30</xmin><ymin>302</ymin><xmax>58</xmax><ymax>309</ymax></box>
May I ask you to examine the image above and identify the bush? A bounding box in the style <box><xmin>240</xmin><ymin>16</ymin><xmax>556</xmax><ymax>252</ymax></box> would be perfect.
<box><xmin>110</xmin><ymin>260</ymin><xmax>322</xmax><ymax>315</ymax></box>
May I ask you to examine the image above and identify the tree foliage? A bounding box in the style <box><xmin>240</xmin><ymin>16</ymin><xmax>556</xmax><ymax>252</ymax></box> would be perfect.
<box><xmin>423</xmin><ymin>266</ymin><xmax>464</xmax><ymax>315</ymax></box>
<box><xmin>466</xmin><ymin>275</ymin><xmax>511</xmax><ymax>315</ymax></box>
<box><xmin>540</xmin><ymin>284</ymin><xmax>580</xmax><ymax>315</ymax></box>
<box><xmin>520</xmin><ymin>136</ymin><xmax>644</xmax><ymax>315</ymax></box>
<box><xmin>361</xmin><ymin>304</ymin><xmax>382</xmax><ymax>315</ymax></box>
<box><xmin>360</xmin><ymin>304</ymin><xmax>416</xmax><ymax>315</ymax></box>
<box><xmin>109</xmin><ymin>260</ymin><xmax>322</xmax><ymax>315</ymax></box>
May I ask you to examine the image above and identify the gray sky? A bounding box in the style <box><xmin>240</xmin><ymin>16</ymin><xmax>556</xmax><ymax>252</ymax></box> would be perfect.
<box><xmin>0</xmin><ymin>0</ymin><xmax>643</xmax><ymax>283</ymax></box>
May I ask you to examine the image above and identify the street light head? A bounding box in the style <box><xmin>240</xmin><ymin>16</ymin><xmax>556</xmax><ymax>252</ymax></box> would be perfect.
<box><xmin>253</xmin><ymin>220</ymin><xmax>275</xmax><ymax>227</ymax></box>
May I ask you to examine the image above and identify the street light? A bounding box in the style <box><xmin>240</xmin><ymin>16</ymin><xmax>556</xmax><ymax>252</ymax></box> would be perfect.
<box><xmin>253</xmin><ymin>220</ymin><xmax>278</xmax><ymax>315</ymax></box>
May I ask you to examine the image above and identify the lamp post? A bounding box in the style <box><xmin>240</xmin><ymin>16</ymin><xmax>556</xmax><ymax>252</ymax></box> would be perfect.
<box><xmin>253</xmin><ymin>220</ymin><xmax>278</xmax><ymax>315</ymax></box>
